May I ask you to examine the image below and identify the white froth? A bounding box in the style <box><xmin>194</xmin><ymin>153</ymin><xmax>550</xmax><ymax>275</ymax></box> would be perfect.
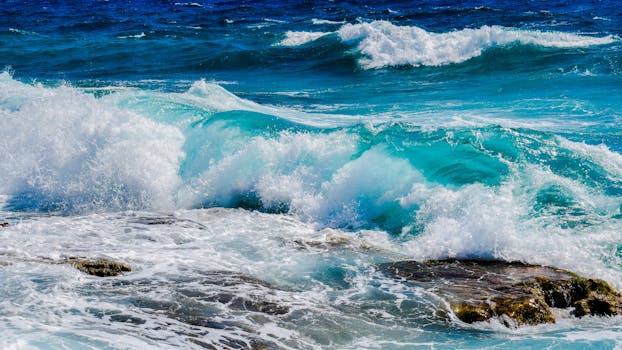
<box><xmin>278</xmin><ymin>30</ymin><xmax>331</xmax><ymax>46</ymax></box>
<box><xmin>311</xmin><ymin>18</ymin><xmax>346</xmax><ymax>25</ymax></box>
<box><xmin>279</xmin><ymin>21</ymin><xmax>616</xmax><ymax>68</ymax></box>
<box><xmin>117</xmin><ymin>32</ymin><xmax>146</xmax><ymax>39</ymax></box>
<box><xmin>0</xmin><ymin>73</ymin><xmax>185</xmax><ymax>212</ymax></box>
<box><xmin>557</xmin><ymin>137</ymin><xmax>622</xmax><ymax>179</ymax></box>
<box><xmin>2</xmin><ymin>208</ymin><xmax>622</xmax><ymax>348</ymax></box>
<box><xmin>338</xmin><ymin>21</ymin><xmax>616</xmax><ymax>68</ymax></box>
<box><xmin>398</xmin><ymin>161</ymin><xmax>622</xmax><ymax>286</ymax></box>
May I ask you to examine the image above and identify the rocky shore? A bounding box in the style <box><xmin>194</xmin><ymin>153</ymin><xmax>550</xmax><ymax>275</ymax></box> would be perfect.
<box><xmin>380</xmin><ymin>259</ymin><xmax>622</xmax><ymax>327</ymax></box>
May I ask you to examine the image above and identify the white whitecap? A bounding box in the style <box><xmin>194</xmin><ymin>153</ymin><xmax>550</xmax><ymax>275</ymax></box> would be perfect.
<box><xmin>337</xmin><ymin>21</ymin><xmax>617</xmax><ymax>68</ymax></box>
<box><xmin>277</xmin><ymin>20</ymin><xmax>616</xmax><ymax>68</ymax></box>
<box><xmin>117</xmin><ymin>32</ymin><xmax>146</xmax><ymax>39</ymax></box>
<box><xmin>278</xmin><ymin>31</ymin><xmax>331</xmax><ymax>46</ymax></box>
<box><xmin>0</xmin><ymin>73</ymin><xmax>185</xmax><ymax>212</ymax></box>
<box><xmin>311</xmin><ymin>18</ymin><xmax>346</xmax><ymax>25</ymax></box>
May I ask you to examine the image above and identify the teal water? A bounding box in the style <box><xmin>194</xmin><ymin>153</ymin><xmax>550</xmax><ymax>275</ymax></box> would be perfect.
<box><xmin>1</xmin><ymin>1</ymin><xmax>622</xmax><ymax>348</ymax></box>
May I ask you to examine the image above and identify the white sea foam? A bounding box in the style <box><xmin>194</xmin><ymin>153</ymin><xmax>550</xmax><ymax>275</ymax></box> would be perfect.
<box><xmin>0</xmin><ymin>73</ymin><xmax>185</xmax><ymax>212</ymax></box>
<box><xmin>339</xmin><ymin>21</ymin><xmax>617</xmax><ymax>68</ymax></box>
<box><xmin>311</xmin><ymin>18</ymin><xmax>346</xmax><ymax>25</ymax></box>
<box><xmin>398</xmin><ymin>159</ymin><xmax>622</xmax><ymax>286</ymax></box>
<box><xmin>117</xmin><ymin>32</ymin><xmax>146</xmax><ymax>39</ymax></box>
<box><xmin>8</xmin><ymin>28</ymin><xmax>37</xmax><ymax>36</ymax></box>
<box><xmin>280</xmin><ymin>20</ymin><xmax>617</xmax><ymax>68</ymax></box>
<box><xmin>1</xmin><ymin>205</ymin><xmax>622</xmax><ymax>348</ymax></box>
<box><xmin>174</xmin><ymin>2</ymin><xmax>203</xmax><ymax>7</ymax></box>
<box><xmin>278</xmin><ymin>31</ymin><xmax>331</xmax><ymax>46</ymax></box>
<box><xmin>557</xmin><ymin>137</ymin><xmax>622</xmax><ymax>179</ymax></box>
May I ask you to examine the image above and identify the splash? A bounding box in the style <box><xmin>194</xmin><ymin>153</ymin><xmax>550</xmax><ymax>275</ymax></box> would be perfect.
<box><xmin>0</xmin><ymin>73</ymin><xmax>184</xmax><ymax>212</ymax></box>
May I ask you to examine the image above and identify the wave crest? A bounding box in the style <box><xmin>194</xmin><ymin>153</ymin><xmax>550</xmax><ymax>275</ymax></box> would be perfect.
<box><xmin>0</xmin><ymin>73</ymin><xmax>185</xmax><ymax>212</ymax></box>
<box><xmin>280</xmin><ymin>20</ymin><xmax>617</xmax><ymax>68</ymax></box>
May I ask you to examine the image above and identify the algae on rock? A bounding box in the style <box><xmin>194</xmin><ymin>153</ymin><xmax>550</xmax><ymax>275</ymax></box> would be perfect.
<box><xmin>379</xmin><ymin>259</ymin><xmax>622</xmax><ymax>327</ymax></box>
<box><xmin>70</xmin><ymin>258</ymin><xmax>132</xmax><ymax>277</ymax></box>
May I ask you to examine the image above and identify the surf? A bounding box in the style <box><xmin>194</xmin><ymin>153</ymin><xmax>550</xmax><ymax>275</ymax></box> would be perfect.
<box><xmin>279</xmin><ymin>20</ymin><xmax>617</xmax><ymax>68</ymax></box>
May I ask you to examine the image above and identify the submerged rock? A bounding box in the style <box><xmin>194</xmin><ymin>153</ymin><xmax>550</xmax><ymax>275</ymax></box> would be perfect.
<box><xmin>70</xmin><ymin>258</ymin><xmax>132</xmax><ymax>277</ymax></box>
<box><xmin>379</xmin><ymin>259</ymin><xmax>622</xmax><ymax>327</ymax></box>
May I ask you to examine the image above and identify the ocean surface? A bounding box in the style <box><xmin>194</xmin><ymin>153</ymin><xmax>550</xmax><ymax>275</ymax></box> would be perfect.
<box><xmin>1</xmin><ymin>0</ymin><xmax>622</xmax><ymax>348</ymax></box>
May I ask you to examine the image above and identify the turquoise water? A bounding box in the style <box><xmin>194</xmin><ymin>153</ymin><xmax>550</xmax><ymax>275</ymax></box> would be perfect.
<box><xmin>1</xmin><ymin>1</ymin><xmax>622</xmax><ymax>348</ymax></box>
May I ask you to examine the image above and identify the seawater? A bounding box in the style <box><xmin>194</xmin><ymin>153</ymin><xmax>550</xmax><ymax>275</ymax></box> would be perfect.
<box><xmin>1</xmin><ymin>0</ymin><xmax>622</xmax><ymax>349</ymax></box>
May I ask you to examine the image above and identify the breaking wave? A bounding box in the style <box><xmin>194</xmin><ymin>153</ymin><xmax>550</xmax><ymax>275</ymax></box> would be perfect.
<box><xmin>1</xmin><ymin>74</ymin><xmax>621</xmax><ymax>240</ymax></box>
<box><xmin>278</xmin><ymin>20</ymin><xmax>617</xmax><ymax>68</ymax></box>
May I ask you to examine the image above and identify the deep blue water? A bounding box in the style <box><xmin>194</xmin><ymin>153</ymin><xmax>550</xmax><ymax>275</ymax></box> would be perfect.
<box><xmin>2</xmin><ymin>1</ymin><xmax>622</xmax><ymax>349</ymax></box>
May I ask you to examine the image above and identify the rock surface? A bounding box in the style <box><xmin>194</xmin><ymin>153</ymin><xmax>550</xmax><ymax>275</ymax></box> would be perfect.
<box><xmin>69</xmin><ymin>258</ymin><xmax>132</xmax><ymax>277</ymax></box>
<box><xmin>379</xmin><ymin>259</ymin><xmax>622</xmax><ymax>327</ymax></box>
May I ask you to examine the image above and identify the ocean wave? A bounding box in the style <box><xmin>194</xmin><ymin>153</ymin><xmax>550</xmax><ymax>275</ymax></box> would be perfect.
<box><xmin>1</xmin><ymin>75</ymin><xmax>620</xmax><ymax>239</ymax></box>
<box><xmin>280</xmin><ymin>20</ymin><xmax>617</xmax><ymax>68</ymax></box>
<box><xmin>0</xmin><ymin>73</ymin><xmax>184</xmax><ymax>212</ymax></box>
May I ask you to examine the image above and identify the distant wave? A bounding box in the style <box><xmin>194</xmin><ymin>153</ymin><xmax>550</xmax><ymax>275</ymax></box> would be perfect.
<box><xmin>8</xmin><ymin>28</ymin><xmax>38</xmax><ymax>36</ymax></box>
<box><xmin>117</xmin><ymin>32</ymin><xmax>146</xmax><ymax>39</ymax></box>
<box><xmin>311</xmin><ymin>18</ymin><xmax>346</xmax><ymax>25</ymax></box>
<box><xmin>279</xmin><ymin>20</ymin><xmax>617</xmax><ymax>68</ymax></box>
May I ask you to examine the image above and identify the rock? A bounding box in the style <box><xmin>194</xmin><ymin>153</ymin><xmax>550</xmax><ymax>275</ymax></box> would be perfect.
<box><xmin>379</xmin><ymin>259</ymin><xmax>622</xmax><ymax>327</ymax></box>
<box><xmin>70</xmin><ymin>258</ymin><xmax>132</xmax><ymax>277</ymax></box>
<box><xmin>0</xmin><ymin>222</ymin><xmax>9</xmax><ymax>227</ymax></box>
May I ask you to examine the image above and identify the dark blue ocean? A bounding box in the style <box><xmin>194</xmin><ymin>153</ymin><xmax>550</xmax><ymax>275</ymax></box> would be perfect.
<box><xmin>1</xmin><ymin>1</ymin><xmax>622</xmax><ymax>348</ymax></box>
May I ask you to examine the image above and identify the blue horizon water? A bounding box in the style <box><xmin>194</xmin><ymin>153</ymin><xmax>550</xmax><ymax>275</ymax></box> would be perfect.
<box><xmin>1</xmin><ymin>0</ymin><xmax>622</xmax><ymax>349</ymax></box>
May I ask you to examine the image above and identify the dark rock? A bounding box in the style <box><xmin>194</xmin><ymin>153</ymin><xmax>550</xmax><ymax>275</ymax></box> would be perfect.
<box><xmin>0</xmin><ymin>222</ymin><xmax>9</xmax><ymax>227</ymax></box>
<box><xmin>109</xmin><ymin>314</ymin><xmax>146</xmax><ymax>325</ymax></box>
<box><xmin>229</xmin><ymin>297</ymin><xmax>289</xmax><ymax>315</ymax></box>
<box><xmin>379</xmin><ymin>259</ymin><xmax>622</xmax><ymax>327</ymax></box>
<box><xmin>70</xmin><ymin>258</ymin><xmax>131</xmax><ymax>277</ymax></box>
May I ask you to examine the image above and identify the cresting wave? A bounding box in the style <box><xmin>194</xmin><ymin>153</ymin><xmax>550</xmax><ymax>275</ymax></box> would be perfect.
<box><xmin>0</xmin><ymin>72</ymin><xmax>185</xmax><ymax>212</ymax></box>
<box><xmin>1</xmin><ymin>73</ymin><xmax>621</xmax><ymax>243</ymax></box>
<box><xmin>280</xmin><ymin>20</ymin><xmax>617</xmax><ymax>68</ymax></box>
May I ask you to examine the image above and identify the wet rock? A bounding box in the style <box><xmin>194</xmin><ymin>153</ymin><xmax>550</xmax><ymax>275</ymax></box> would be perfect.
<box><xmin>178</xmin><ymin>290</ymin><xmax>290</xmax><ymax>316</ymax></box>
<box><xmin>128</xmin><ymin>215</ymin><xmax>207</xmax><ymax>229</ymax></box>
<box><xmin>0</xmin><ymin>222</ymin><xmax>9</xmax><ymax>227</ymax></box>
<box><xmin>379</xmin><ymin>259</ymin><xmax>622</xmax><ymax>327</ymax></box>
<box><xmin>70</xmin><ymin>258</ymin><xmax>131</xmax><ymax>277</ymax></box>
<box><xmin>109</xmin><ymin>314</ymin><xmax>146</xmax><ymax>325</ymax></box>
<box><xmin>229</xmin><ymin>297</ymin><xmax>289</xmax><ymax>315</ymax></box>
